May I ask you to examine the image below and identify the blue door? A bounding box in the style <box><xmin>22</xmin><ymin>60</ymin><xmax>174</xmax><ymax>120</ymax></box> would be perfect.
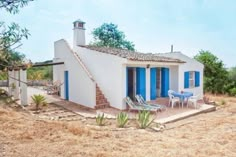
<box><xmin>150</xmin><ymin>68</ymin><xmax>157</xmax><ymax>100</ymax></box>
<box><xmin>136</xmin><ymin>67</ymin><xmax>146</xmax><ymax>100</ymax></box>
<box><xmin>161</xmin><ymin>68</ymin><xmax>169</xmax><ymax>97</ymax></box>
<box><xmin>64</xmin><ymin>71</ymin><xmax>69</xmax><ymax>100</ymax></box>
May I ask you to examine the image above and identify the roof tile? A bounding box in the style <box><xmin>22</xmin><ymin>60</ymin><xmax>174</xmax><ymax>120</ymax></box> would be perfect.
<box><xmin>80</xmin><ymin>45</ymin><xmax>185</xmax><ymax>63</ymax></box>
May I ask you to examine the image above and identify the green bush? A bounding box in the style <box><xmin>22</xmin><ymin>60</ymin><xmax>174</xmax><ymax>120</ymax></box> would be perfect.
<box><xmin>96</xmin><ymin>113</ymin><xmax>106</xmax><ymax>126</ymax></box>
<box><xmin>137</xmin><ymin>110</ymin><xmax>154</xmax><ymax>129</ymax></box>
<box><xmin>230</xmin><ymin>88</ymin><xmax>236</xmax><ymax>96</ymax></box>
<box><xmin>117</xmin><ymin>112</ymin><xmax>128</xmax><ymax>128</ymax></box>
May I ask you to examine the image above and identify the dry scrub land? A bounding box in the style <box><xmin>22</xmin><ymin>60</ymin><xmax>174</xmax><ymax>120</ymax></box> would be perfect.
<box><xmin>0</xmin><ymin>96</ymin><xmax>236</xmax><ymax>157</ymax></box>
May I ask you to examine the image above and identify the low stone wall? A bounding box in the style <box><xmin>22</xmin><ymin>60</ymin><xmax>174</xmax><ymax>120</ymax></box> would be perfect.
<box><xmin>0</xmin><ymin>80</ymin><xmax>8</xmax><ymax>87</ymax></box>
<box><xmin>0</xmin><ymin>80</ymin><xmax>53</xmax><ymax>87</ymax></box>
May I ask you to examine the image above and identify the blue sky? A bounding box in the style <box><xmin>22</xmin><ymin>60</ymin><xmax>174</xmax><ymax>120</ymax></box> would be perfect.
<box><xmin>1</xmin><ymin>0</ymin><xmax>235</xmax><ymax>67</ymax></box>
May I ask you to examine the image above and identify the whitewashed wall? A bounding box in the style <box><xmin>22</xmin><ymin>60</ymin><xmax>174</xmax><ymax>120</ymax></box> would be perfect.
<box><xmin>146</xmin><ymin>68</ymin><xmax>150</xmax><ymax>101</ymax></box>
<box><xmin>75</xmin><ymin>46</ymin><xmax>127</xmax><ymax>109</ymax></box>
<box><xmin>178</xmin><ymin>63</ymin><xmax>204</xmax><ymax>98</ymax></box>
<box><xmin>54</xmin><ymin>40</ymin><xmax>96</xmax><ymax>108</ymax></box>
<box><xmin>157</xmin><ymin>52</ymin><xmax>204</xmax><ymax>98</ymax></box>
<box><xmin>169</xmin><ymin>65</ymin><xmax>179</xmax><ymax>92</ymax></box>
<box><xmin>53</xmin><ymin>57</ymin><xmax>65</xmax><ymax>99</ymax></box>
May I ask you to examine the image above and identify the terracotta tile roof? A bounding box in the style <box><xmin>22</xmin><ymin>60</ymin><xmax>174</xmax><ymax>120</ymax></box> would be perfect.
<box><xmin>80</xmin><ymin>45</ymin><xmax>185</xmax><ymax>63</ymax></box>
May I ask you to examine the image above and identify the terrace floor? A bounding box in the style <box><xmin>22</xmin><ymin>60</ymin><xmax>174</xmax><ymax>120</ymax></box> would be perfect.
<box><xmin>24</xmin><ymin>87</ymin><xmax>216</xmax><ymax>124</ymax></box>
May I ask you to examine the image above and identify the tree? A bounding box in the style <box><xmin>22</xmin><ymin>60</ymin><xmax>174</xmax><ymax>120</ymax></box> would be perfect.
<box><xmin>227</xmin><ymin>67</ymin><xmax>236</xmax><ymax>96</ymax></box>
<box><xmin>0</xmin><ymin>22</ymin><xmax>29</xmax><ymax>52</ymax></box>
<box><xmin>91</xmin><ymin>23</ymin><xmax>135</xmax><ymax>51</ymax></box>
<box><xmin>0</xmin><ymin>51</ymin><xmax>25</xmax><ymax>69</ymax></box>
<box><xmin>228</xmin><ymin>67</ymin><xmax>236</xmax><ymax>81</ymax></box>
<box><xmin>194</xmin><ymin>50</ymin><xmax>229</xmax><ymax>94</ymax></box>
<box><xmin>0</xmin><ymin>0</ymin><xmax>32</xmax><ymax>64</ymax></box>
<box><xmin>0</xmin><ymin>0</ymin><xmax>33</xmax><ymax>14</ymax></box>
<box><xmin>27</xmin><ymin>60</ymin><xmax>53</xmax><ymax>81</ymax></box>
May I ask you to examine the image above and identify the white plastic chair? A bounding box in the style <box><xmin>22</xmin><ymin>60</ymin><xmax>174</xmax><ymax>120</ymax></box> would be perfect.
<box><xmin>169</xmin><ymin>93</ymin><xmax>180</xmax><ymax>108</ymax></box>
<box><xmin>168</xmin><ymin>90</ymin><xmax>175</xmax><ymax>106</ymax></box>
<box><xmin>187</xmin><ymin>95</ymin><xmax>199</xmax><ymax>109</ymax></box>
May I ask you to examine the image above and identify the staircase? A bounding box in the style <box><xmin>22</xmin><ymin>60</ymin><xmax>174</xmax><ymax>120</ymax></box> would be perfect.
<box><xmin>95</xmin><ymin>84</ymin><xmax>110</xmax><ymax>109</ymax></box>
<box><xmin>63</xmin><ymin>40</ymin><xmax>110</xmax><ymax>109</ymax></box>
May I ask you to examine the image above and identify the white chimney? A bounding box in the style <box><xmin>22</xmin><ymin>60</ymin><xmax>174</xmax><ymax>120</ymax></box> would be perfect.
<box><xmin>73</xmin><ymin>19</ymin><xmax>86</xmax><ymax>48</ymax></box>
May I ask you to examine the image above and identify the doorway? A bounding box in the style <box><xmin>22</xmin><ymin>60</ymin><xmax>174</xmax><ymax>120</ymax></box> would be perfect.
<box><xmin>127</xmin><ymin>68</ymin><xmax>136</xmax><ymax>100</ymax></box>
<box><xmin>157</xmin><ymin>68</ymin><xmax>161</xmax><ymax>97</ymax></box>
<box><xmin>150</xmin><ymin>67</ymin><xmax>161</xmax><ymax>100</ymax></box>
<box><xmin>64</xmin><ymin>71</ymin><xmax>69</xmax><ymax>100</ymax></box>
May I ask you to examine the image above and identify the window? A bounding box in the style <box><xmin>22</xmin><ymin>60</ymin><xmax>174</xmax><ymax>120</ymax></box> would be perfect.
<box><xmin>184</xmin><ymin>71</ymin><xmax>200</xmax><ymax>88</ymax></box>
<box><xmin>189</xmin><ymin>71</ymin><xmax>195</xmax><ymax>88</ymax></box>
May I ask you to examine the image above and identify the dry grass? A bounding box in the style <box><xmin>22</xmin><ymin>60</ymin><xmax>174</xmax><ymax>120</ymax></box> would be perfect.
<box><xmin>0</xmin><ymin>96</ymin><xmax>236</xmax><ymax>157</ymax></box>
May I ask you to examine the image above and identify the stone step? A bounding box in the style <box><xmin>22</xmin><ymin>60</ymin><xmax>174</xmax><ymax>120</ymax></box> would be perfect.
<box><xmin>96</xmin><ymin>99</ymin><xmax>108</xmax><ymax>104</ymax></box>
<box><xmin>95</xmin><ymin>103</ymin><xmax>110</xmax><ymax>109</ymax></box>
<box><xmin>97</xmin><ymin>97</ymin><xmax>107</xmax><ymax>101</ymax></box>
<box><xmin>95</xmin><ymin>84</ymin><xmax>110</xmax><ymax>109</ymax></box>
<box><xmin>96</xmin><ymin>91</ymin><xmax>103</xmax><ymax>95</ymax></box>
<box><xmin>96</xmin><ymin>95</ymin><xmax>106</xmax><ymax>99</ymax></box>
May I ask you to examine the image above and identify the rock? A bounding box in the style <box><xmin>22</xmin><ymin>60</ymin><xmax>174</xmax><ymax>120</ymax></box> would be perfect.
<box><xmin>81</xmin><ymin>118</ymin><xmax>87</xmax><ymax>122</ymax></box>
<box><xmin>152</xmin><ymin>127</ymin><xmax>161</xmax><ymax>132</ymax></box>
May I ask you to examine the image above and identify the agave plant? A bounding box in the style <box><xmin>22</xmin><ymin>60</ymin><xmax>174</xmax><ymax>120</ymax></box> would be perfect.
<box><xmin>137</xmin><ymin>110</ymin><xmax>154</xmax><ymax>129</ymax></box>
<box><xmin>96</xmin><ymin>113</ymin><xmax>106</xmax><ymax>126</ymax></box>
<box><xmin>117</xmin><ymin>112</ymin><xmax>129</xmax><ymax>128</ymax></box>
<box><xmin>31</xmin><ymin>94</ymin><xmax>47</xmax><ymax>110</ymax></box>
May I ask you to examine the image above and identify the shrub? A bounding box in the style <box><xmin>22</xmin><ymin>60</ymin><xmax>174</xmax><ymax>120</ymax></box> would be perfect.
<box><xmin>219</xmin><ymin>99</ymin><xmax>226</xmax><ymax>106</ymax></box>
<box><xmin>4</xmin><ymin>96</ymin><xmax>16</xmax><ymax>104</ymax></box>
<box><xmin>96</xmin><ymin>113</ymin><xmax>106</xmax><ymax>126</ymax></box>
<box><xmin>137</xmin><ymin>110</ymin><xmax>154</xmax><ymax>129</ymax></box>
<box><xmin>230</xmin><ymin>88</ymin><xmax>236</xmax><ymax>96</ymax></box>
<box><xmin>0</xmin><ymin>88</ymin><xmax>8</xmax><ymax>96</ymax></box>
<box><xmin>31</xmin><ymin>94</ymin><xmax>47</xmax><ymax>110</ymax></box>
<box><xmin>116</xmin><ymin>112</ymin><xmax>128</xmax><ymax>128</ymax></box>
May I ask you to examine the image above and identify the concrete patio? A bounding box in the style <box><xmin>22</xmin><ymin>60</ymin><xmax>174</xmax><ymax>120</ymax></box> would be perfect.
<box><xmin>26</xmin><ymin>87</ymin><xmax>216</xmax><ymax>124</ymax></box>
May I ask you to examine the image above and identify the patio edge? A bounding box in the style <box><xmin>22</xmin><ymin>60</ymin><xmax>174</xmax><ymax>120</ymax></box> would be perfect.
<box><xmin>154</xmin><ymin>104</ymin><xmax>216</xmax><ymax>124</ymax></box>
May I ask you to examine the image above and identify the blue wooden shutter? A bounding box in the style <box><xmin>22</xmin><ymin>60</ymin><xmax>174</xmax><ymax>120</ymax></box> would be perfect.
<box><xmin>150</xmin><ymin>68</ymin><xmax>157</xmax><ymax>100</ymax></box>
<box><xmin>136</xmin><ymin>68</ymin><xmax>140</xmax><ymax>95</ymax></box>
<box><xmin>161</xmin><ymin>68</ymin><xmax>169</xmax><ymax>97</ymax></box>
<box><xmin>184</xmin><ymin>72</ymin><xmax>189</xmax><ymax>88</ymax></box>
<box><xmin>64</xmin><ymin>71</ymin><xmax>69</xmax><ymax>100</ymax></box>
<box><xmin>195</xmin><ymin>71</ymin><xmax>200</xmax><ymax>87</ymax></box>
<box><xmin>136</xmin><ymin>67</ymin><xmax>146</xmax><ymax>100</ymax></box>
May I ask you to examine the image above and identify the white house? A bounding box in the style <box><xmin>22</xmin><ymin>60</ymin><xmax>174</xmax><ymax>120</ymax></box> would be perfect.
<box><xmin>53</xmin><ymin>19</ymin><xmax>204</xmax><ymax>110</ymax></box>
